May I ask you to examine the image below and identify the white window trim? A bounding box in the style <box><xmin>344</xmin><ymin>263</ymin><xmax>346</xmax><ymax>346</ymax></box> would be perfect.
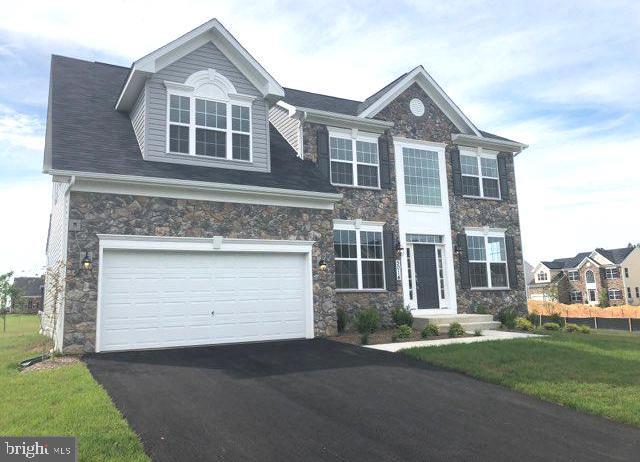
<box><xmin>570</xmin><ymin>290</ymin><xmax>582</xmax><ymax>302</ymax></box>
<box><xmin>466</xmin><ymin>229</ymin><xmax>509</xmax><ymax>290</ymax></box>
<box><xmin>537</xmin><ymin>271</ymin><xmax>548</xmax><ymax>282</ymax></box>
<box><xmin>460</xmin><ymin>147</ymin><xmax>501</xmax><ymax>200</ymax></box>
<box><xmin>605</xmin><ymin>267</ymin><xmax>619</xmax><ymax>279</ymax></box>
<box><xmin>328</xmin><ymin>127</ymin><xmax>381</xmax><ymax>190</ymax></box>
<box><xmin>165</xmin><ymin>71</ymin><xmax>255</xmax><ymax>163</ymax></box>
<box><xmin>333</xmin><ymin>221</ymin><xmax>386</xmax><ymax>291</ymax></box>
<box><xmin>397</xmin><ymin>140</ymin><xmax>445</xmax><ymax>208</ymax></box>
<box><xmin>608</xmin><ymin>288</ymin><xmax>622</xmax><ymax>300</ymax></box>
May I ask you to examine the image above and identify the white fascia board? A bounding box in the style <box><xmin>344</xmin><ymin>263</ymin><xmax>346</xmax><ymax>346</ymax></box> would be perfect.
<box><xmin>358</xmin><ymin>66</ymin><xmax>480</xmax><ymax>136</ymax></box>
<box><xmin>116</xmin><ymin>18</ymin><xmax>284</xmax><ymax>111</ymax></box>
<box><xmin>452</xmin><ymin>133</ymin><xmax>528</xmax><ymax>154</ymax></box>
<box><xmin>47</xmin><ymin>169</ymin><xmax>341</xmax><ymax>210</ymax></box>
<box><xmin>98</xmin><ymin>234</ymin><xmax>314</xmax><ymax>254</ymax></box>
<box><xmin>297</xmin><ymin>107</ymin><xmax>393</xmax><ymax>134</ymax></box>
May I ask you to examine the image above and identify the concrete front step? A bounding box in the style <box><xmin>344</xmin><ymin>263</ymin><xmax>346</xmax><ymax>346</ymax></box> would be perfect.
<box><xmin>412</xmin><ymin>314</ymin><xmax>499</xmax><ymax>332</ymax></box>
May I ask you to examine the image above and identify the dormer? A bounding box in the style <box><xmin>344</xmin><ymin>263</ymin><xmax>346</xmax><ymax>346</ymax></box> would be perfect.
<box><xmin>116</xmin><ymin>19</ymin><xmax>284</xmax><ymax>172</ymax></box>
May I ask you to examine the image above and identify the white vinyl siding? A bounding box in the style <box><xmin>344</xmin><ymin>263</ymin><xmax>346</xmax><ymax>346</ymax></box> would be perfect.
<box><xmin>131</xmin><ymin>87</ymin><xmax>146</xmax><ymax>153</ymax></box>
<box><xmin>268</xmin><ymin>105</ymin><xmax>301</xmax><ymax>156</ymax></box>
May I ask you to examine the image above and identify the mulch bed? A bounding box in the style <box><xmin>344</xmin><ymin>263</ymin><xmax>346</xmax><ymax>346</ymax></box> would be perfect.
<box><xmin>329</xmin><ymin>328</ymin><xmax>469</xmax><ymax>346</ymax></box>
<box><xmin>21</xmin><ymin>356</ymin><xmax>80</xmax><ymax>373</ymax></box>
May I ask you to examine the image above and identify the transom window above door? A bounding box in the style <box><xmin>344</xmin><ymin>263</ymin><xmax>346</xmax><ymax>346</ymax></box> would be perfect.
<box><xmin>460</xmin><ymin>150</ymin><xmax>500</xmax><ymax>199</ymax></box>
<box><xmin>328</xmin><ymin>130</ymin><xmax>380</xmax><ymax>188</ymax></box>
<box><xmin>165</xmin><ymin>69</ymin><xmax>254</xmax><ymax>162</ymax></box>
<box><xmin>333</xmin><ymin>223</ymin><xmax>385</xmax><ymax>290</ymax></box>
<box><xmin>402</xmin><ymin>147</ymin><xmax>442</xmax><ymax>206</ymax></box>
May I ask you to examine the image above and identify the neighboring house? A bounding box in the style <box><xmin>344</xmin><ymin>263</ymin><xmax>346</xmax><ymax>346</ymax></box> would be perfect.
<box><xmin>524</xmin><ymin>260</ymin><xmax>534</xmax><ymax>298</ymax></box>
<box><xmin>42</xmin><ymin>19</ymin><xmax>528</xmax><ymax>354</ymax></box>
<box><xmin>11</xmin><ymin>276</ymin><xmax>44</xmax><ymax>313</ymax></box>
<box><xmin>529</xmin><ymin>245</ymin><xmax>640</xmax><ymax>306</ymax></box>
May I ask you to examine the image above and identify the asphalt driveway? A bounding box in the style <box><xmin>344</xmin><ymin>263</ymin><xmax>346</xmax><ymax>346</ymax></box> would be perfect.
<box><xmin>84</xmin><ymin>339</ymin><xmax>640</xmax><ymax>462</ymax></box>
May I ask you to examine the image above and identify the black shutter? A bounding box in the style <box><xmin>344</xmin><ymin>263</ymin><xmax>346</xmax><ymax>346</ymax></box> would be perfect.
<box><xmin>506</xmin><ymin>235</ymin><xmax>517</xmax><ymax>289</ymax></box>
<box><xmin>316</xmin><ymin>126</ymin><xmax>330</xmax><ymax>179</ymax></box>
<box><xmin>379</xmin><ymin>136</ymin><xmax>391</xmax><ymax>189</ymax></box>
<box><xmin>599</xmin><ymin>267</ymin><xmax>606</xmax><ymax>282</ymax></box>
<box><xmin>457</xmin><ymin>233</ymin><xmax>470</xmax><ymax>289</ymax></box>
<box><xmin>383</xmin><ymin>228</ymin><xmax>397</xmax><ymax>292</ymax></box>
<box><xmin>451</xmin><ymin>147</ymin><xmax>463</xmax><ymax>196</ymax></box>
<box><xmin>497</xmin><ymin>154</ymin><xmax>509</xmax><ymax>201</ymax></box>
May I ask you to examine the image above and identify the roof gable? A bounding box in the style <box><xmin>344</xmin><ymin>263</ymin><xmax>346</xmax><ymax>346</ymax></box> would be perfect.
<box><xmin>357</xmin><ymin>66</ymin><xmax>480</xmax><ymax>136</ymax></box>
<box><xmin>116</xmin><ymin>19</ymin><xmax>284</xmax><ymax>111</ymax></box>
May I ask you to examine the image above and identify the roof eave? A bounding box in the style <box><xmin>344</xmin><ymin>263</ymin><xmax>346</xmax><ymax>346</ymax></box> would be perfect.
<box><xmin>296</xmin><ymin>106</ymin><xmax>394</xmax><ymax>134</ymax></box>
<box><xmin>452</xmin><ymin>133</ymin><xmax>528</xmax><ymax>154</ymax></box>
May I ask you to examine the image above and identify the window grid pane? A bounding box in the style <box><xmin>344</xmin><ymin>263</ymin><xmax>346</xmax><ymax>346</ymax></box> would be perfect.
<box><xmin>482</xmin><ymin>178</ymin><xmax>500</xmax><ymax>198</ymax></box>
<box><xmin>357</xmin><ymin>164</ymin><xmax>379</xmax><ymax>187</ymax></box>
<box><xmin>169</xmin><ymin>125</ymin><xmax>189</xmax><ymax>153</ymax></box>
<box><xmin>195</xmin><ymin>99</ymin><xmax>226</xmax><ymax>129</ymax></box>
<box><xmin>333</xmin><ymin>230</ymin><xmax>357</xmax><ymax>259</ymax></box>
<box><xmin>329</xmin><ymin>137</ymin><xmax>353</xmax><ymax>161</ymax></box>
<box><xmin>232</xmin><ymin>133</ymin><xmax>250</xmax><ymax>160</ymax></box>
<box><xmin>336</xmin><ymin>261</ymin><xmax>358</xmax><ymax>289</ymax></box>
<box><xmin>460</xmin><ymin>155</ymin><xmax>479</xmax><ymax>175</ymax></box>
<box><xmin>480</xmin><ymin>157</ymin><xmax>498</xmax><ymax>178</ymax></box>
<box><xmin>462</xmin><ymin>176</ymin><xmax>481</xmax><ymax>196</ymax></box>
<box><xmin>403</xmin><ymin>148</ymin><xmax>441</xmax><ymax>206</ymax></box>
<box><xmin>361</xmin><ymin>261</ymin><xmax>384</xmax><ymax>289</ymax></box>
<box><xmin>487</xmin><ymin>237</ymin><xmax>506</xmax><ymax>262</ymax></box>
<box><xmin>490</xmin><ymin>263</ymin><xmax>508</xmax><ymax>287</ymax></box>
<box><xmin>232</xmin><ymin>105</ymin><xmax>250</xmax><ymax>132</ymax></box>
<box><xmin>466</xmin><ymin>236</ymin><xmax>486</xmax><ymax>261</ymax></box>
<box><xmin>469</xmin><ymin>262</ymin><xmax>488</xmax><ymax>288</ymax></box>
<box><xmin>406</xmin><ymin>234</ymin><xmax>443</xmax><ymax>244</ymax></box>
<box><xmin>331</xmin><ymin>161</ymin><xmax>353</xmax><ymax>185</ymax></box>
<box><xmin>195</xmin><ymin>128</ymin><xmax>225</xmax><ymax>157</ymax></box>
<box><xmin>356</xmin><ymin>141</ymin><xmax>378</xmax><ymax>164</ymax></box>
<box><xmin>169</xmin><ymin>95</ymin><xmax>190</xmax><ymax>124</ymax></box>
<box><xmin>360</xmin><ymin>231</ymin><xmax>383</xmax><ymax>259</ymax></box>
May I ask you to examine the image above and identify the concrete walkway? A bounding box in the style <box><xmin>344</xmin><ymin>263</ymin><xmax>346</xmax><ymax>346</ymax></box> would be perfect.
<box><xmin>366</xmin><ymin>329</ymin><xmax>541</xmax><ymax>352</ymax></box>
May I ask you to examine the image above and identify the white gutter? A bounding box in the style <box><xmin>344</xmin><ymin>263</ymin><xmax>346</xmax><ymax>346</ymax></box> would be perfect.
<box><xmin>294</xmin><ymin>106</ymin><xmax>394</xmax><ymax>134</ymax></box>
<box><xmin>452</xmin><ymin>133</ymin><xmax>529</xmax><ymax>154</ymax></box>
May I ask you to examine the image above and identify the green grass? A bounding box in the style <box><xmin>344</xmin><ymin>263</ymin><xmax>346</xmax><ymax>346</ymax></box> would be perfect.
<box><xmin>0</xmin><ymin>315</ymin><xmax>149</xmax><ymax>461</ymax></box>
<box><xmin>403</xmin><ymin>330</ymin><xmax>640</xmax><ymax>427</ymax></box>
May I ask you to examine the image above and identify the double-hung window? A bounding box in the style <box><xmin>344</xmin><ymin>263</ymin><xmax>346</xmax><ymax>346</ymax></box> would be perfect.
<box><xmin>568</xmin><ymin>270</ymin><xmax>579</xmax><ymax>281</ymax></box>
<box><xmin>333</xmin><ymin>223</ymin><xmax>385</xmax><ymax>290</ymax></box>
<box><xmin>605</xmin><ymin>267</ymin><xmax>619</xmax><ymax>279</ymax></box>
<box><xmin>608</xmin><ymin>288</ymin><xmax>622</xmax><ymax>300</ymax></box>
<box><xmin>329</xmin><ymin>130</ymin><xmax>380</xmax><ymax>188</ymax></box>
<box><xmin>402</xmin><ymin>147</ymin><xmax>442</xmax><ymax>206</ymax></box>
<box><xmin>460</xmin><ymin>150</ymin><xmax>501</xmax><ymax>199</ymax></box>
<box><xmin>570</xmin><ymin>291</ymin><xmax>582</xmax><ymax>302</ymax></box>
<box><xmin>167</xmin><ymin>92</ymin><xmax>252</xmax><ymax>161</ymax></box>
<box><xmin>467</xmin><ymin>232</ymin><xmax>508</xmax><ymax>289</ymax></box>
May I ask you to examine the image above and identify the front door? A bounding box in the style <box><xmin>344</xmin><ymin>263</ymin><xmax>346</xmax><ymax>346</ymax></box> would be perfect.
<box><xmin>413</xmin><ymin>244</ymin><xmax>440</xmax><ymax>309</ymax></box>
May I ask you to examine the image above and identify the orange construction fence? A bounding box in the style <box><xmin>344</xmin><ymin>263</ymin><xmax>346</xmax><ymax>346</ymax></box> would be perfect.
<box><xmin>528</xmin><ymin>300</ymin><xmax>640</xmax><ymax>319</ymax></box>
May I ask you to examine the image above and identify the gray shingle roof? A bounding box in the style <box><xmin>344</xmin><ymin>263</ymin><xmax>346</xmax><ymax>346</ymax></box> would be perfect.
<box><xmin>13</xmin><ymin>277</ymin><xmax>44</xmax><ymax>298</ymax></box>
<box><xmin>282</xmin><ymin>87</ymin><xmax>361</xmax><ymax>116</ymax></box>
<box><xmin>542</xmin><ymin>247</ymin><xmax>635</xmax><ymax>270</ymax></box>
<box><xmin>596</xmin><ymin>247</ymin><xmax>635</xmax><ymax>264</ymax></box>
<box><xmin>356</xmin><ymin>72</ymin><xmax>408</xmax><ymax>114</ymax></box>
<box><xmin>45</xmin><ymin>56</ymin><xmax>336</xmax><ymax>195</ymax></box>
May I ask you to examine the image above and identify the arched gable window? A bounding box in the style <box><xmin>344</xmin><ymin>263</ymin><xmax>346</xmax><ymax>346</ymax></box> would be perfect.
<box><xmin>585</xmin><ymin>270</ymin><xmax>595</xmax><ymax>284</ymax></box>
<box><xmin>165</xmin><ymin>69</ymin><xmax>254</xmax><ymax>161</ymax></box>
<box><xmin>537</xmin><ymin>271</ymin><xmax>548</xmax><ymax>282</ymax></box>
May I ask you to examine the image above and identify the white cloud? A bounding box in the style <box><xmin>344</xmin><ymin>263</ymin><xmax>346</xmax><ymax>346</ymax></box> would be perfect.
<box><xmin>0</xmin><ymin>177</ymin><xmax>50</xmax><ymax>276</ymax></box>
<box><xmin>0</xmin><ymin>105</ymin><xmax>44</xmax><ymax>152</ymax></box>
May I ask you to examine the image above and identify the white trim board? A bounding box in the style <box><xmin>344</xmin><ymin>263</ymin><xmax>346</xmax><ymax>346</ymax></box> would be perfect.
<box><xmin>46</xmin><ymin>170</ymin><xmax>342</xmax><ymax>210</ymax></box>
<box><xmin>95</xmin><ymin>235</ymin><xmax>315</xmax><ymax>352</ymax></box>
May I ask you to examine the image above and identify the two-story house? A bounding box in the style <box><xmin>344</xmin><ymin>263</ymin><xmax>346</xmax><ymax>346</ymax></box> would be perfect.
<box><xmin>42</xmin><ymin>19</ymin><xmax>527</xmax><ymax>353</ymax></box>
<box><xmin>529</xmin><ymin>245</ymin><xmax>640</xmax><ymax>306</ymax></box>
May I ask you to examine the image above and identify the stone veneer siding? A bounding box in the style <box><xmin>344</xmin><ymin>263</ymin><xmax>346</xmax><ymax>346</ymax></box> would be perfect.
<box><xmin>302</xmin><ymin>122</ymin><xmax>404</xmax><ymax>325</ymax></box>
<box><xmin>375</xmin><ymin>83</ymin><xmax>527</xmax><ymax>315</ymax></box>
<box><xmin>63</xmin><ymin>191</ymin><xmax>336</xmax><ymax>353</ymax></box>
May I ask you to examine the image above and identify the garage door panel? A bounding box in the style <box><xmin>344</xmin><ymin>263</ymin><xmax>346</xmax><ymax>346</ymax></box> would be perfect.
<box><xmin>99</xmin><ymin>248</ymin><xmax>309</xmax><ymax>352</ymax></box>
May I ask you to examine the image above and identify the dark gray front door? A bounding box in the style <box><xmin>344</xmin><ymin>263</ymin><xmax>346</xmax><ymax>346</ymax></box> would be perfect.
<box><xmin>414</xmin><ymin>244</ymin><xmax>439</xmax><ymax>309</ymax></box>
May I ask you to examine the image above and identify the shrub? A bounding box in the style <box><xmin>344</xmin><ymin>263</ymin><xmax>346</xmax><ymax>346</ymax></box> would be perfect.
<box><xmin>548</xmin><ymin>313</ymin><xmax>563</xmax><ymax>325</ymax></box>
<box><xmin>421</xmin><ymin>323</ymin><xmax>440</xmax><ymax>338</ymax></box>
<box><xmin>543</xmin><ymin>322</ymin><xmax>561</xmax><ymax>331</ymax></box>
<box><xmin>498</xmin><ymin>307</ymin><xmax>518</xmax><ymax>329</ymax></box>
<box><xmin>336</xmin><ymin>308</ymin><xmax>347</xmax><ymax>333</ymax></box>
<box><xmin>391</xmin><ymin>306</ymin><xmax>414</xmax><ymax>327</ymax></box>
<box><xmin>474</xmin><ymin>329</ymin><xmax>482</xmax><ymax>337</ymax></box>
<box><xmin>577</xmin><ymin>325</ymin><xmax>591</xmax><ymax>334</ymax></box>
<box><xmin>395</xmin><ymin>324</ymin><xmax>413</xmax><ymax>340</ymax></box>
<box><xmin>526</xmin><ymin>311</ymin><xmax>538</xmax><ymax>325</ymax></box>
<box><xmin>448</xmin><ymin>322</ymin><xmax>465</xmax><ymax>338</ymax></box>
<box><xmin>515</xmin><ymin>317</ymin><xmax>534</xmax><ymax>332</ymax></box>
<box><xmin>361</xmin><ymin>333</ymin><xmax>369</xmax><ymax>345</ymax></box>
<box><xmin>475</xmin><ymin>305</ymin><xmax>489</xmax><ymax>315</ymax></box>
<box><xmin>355</xmin><ymin>308</ymin><xmax>380</xmax><ymax>335</ymax></box>
<box><xmin>598</xmin><ymin>291</ymin><xmax>610</xmax><ymax>308</ymax></box>
<box><xmin>565</xmin><ymin>323</ymin><xmax>579</xmax><ymax>333</ymax></box>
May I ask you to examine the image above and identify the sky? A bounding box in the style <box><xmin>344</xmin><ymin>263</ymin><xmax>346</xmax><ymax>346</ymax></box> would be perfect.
<box><xmin>0</xmin><ymin>0</ymin><xmax>638</xmax><ymax>276</ymax></box>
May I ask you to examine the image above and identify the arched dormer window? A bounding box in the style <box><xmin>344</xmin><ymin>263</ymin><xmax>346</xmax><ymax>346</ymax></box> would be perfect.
<box><xmin>164</xmin><ymin>69</ymin><xmax>254</xmax><ymax>161</ymax></box>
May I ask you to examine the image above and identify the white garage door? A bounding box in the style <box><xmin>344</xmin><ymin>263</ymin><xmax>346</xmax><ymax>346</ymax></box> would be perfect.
<box><xmin>98</xmin><ymin>249</ymin><xmax>310</xmax><ymax>352</ymax></box>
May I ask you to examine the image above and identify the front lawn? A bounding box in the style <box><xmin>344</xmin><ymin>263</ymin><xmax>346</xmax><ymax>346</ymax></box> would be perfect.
<box><xmin>0</xmin><ymin>315</ymin><xmax>149</xmax><ymax>461</ymax></box>
<box><xmin>403</xmin><ymin>330</ymin><xmax>640</xmax><ymax>427</ymax></box>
